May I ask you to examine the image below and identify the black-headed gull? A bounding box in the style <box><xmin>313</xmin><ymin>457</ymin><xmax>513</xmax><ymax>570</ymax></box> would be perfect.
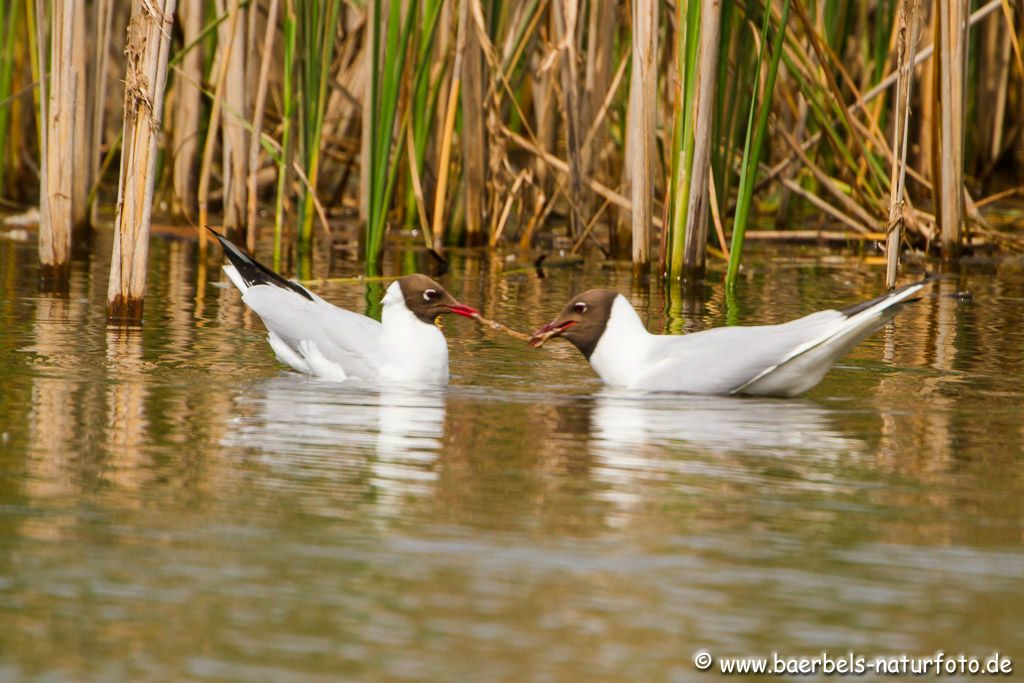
<box><xmin>529</xmin><ymin>283</ymin><xmax>925</xmax><ymax>396</ymax></box>
<box><xmin>212</xmin><ymin>231</ymin><xmax>478</xmax><ymax>384</ymax></box>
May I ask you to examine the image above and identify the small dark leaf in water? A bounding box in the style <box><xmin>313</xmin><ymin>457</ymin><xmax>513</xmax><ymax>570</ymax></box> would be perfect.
<box><xmin>534</xmin><ymin>254</ymin><xmax>547</xmax><ymax>278</ymax></box>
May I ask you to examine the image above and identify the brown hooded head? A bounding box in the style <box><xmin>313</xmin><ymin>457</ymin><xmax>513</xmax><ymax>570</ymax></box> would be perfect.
<box><xmin>529</xmin><ymin>289</ymin><xmax>619</xmax><ymax>358</ymax></box>
<box><xmin>396</xmin><ymin>274</ymin><xmax>478</xmax><ymax>324</ymax></box>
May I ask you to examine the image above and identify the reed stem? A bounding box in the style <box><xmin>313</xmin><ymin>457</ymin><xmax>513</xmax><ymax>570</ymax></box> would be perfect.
<box><xmin>627</xmin><ymin>0</ymin><xmax>658</xmax><ymax>275</ymax></box>
<box><xmin>107</xmin><ymin>0</ymin><xmax>176</xmax><ymax>322</ymax></box>
<box><xmin>273</xmin><ymin>0</ymin><xmax>296</xmax><ymax>271</ymax></box>
<box><xmin>726</xmin><ymin>0</ymin><xmax>791</xmax><ymax>291</ymax></box>
<box><xmin>247</xmin><ymin>0</ymin><xmax>280</xmax><ymax>252</ymax></box>
<box><xmin>198</xmin><ymin>0</ymin><xmax>242</xmax><ymax>253</ymax></box>
<box><xmin>170</xmin><ymin>0</ymin><xmax>201</xmax><ymax>220</ymax></box>
<box><xmin>934</xmin><ymin>0</ymin><xmax>970</xmax><ymax>258</ymax></box>
<box><xmin>885</xmin><ymin>0</ymin><xmax>921</xmax><ymax>288</ymax></box>
<box><xmin>38</xmin><ymin>0</ymin><xmax>76</xmax><ymax>285</ymax></box>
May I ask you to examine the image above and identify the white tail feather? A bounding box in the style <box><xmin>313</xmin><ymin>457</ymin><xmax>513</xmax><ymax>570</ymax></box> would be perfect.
<box><xmin>736</xmin><ymin>283</ymin><xmax>924</xmax><ymax>396</ymax></box>
<box><xmin>223</xmin><ymin>264</ymin><xmax>249</xmax><ymax>293</ymax></box>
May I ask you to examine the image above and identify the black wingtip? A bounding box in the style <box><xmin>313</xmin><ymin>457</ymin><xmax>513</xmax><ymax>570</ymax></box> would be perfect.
<box><xmin>209</xmin><ymin>229</ymin><xmax>314</xmax><ymax>302</ymax></box>
<box><xmin>838</xmin><ymin>281</ymin><xmax>924</xmax><ymax>318</ymax></box>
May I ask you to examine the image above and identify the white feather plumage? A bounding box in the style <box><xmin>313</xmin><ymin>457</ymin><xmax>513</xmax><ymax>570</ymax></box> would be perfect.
<box><xmin>588</xmin><ymin>284</ymin><xmax>923</xmax><ymax>396</ymax></box>
<box><xmin>225</xmin><ymin>266</ymin><xmax>449</xmax><ymax>384</ymax></box>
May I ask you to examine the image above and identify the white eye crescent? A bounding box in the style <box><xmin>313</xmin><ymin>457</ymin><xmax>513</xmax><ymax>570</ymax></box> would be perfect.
<box><xmin>423</xmin><ymin>288</ymin><xmax>439</xmax><ymax>301</ymax></box>
<box><xmin>573</xmin><ymin>302</ymin><xmax>588</xmax><ymax>314</ymax></box>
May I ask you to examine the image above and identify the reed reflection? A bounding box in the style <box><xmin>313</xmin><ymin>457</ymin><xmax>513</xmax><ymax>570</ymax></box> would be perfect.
<box><xmin>104</xmin><ymin>326</ymin><xmax>149</xmax><ymax>491</ymax></box>
<box><xmin>25</xmin><ymin>292</ymin><xmax>85</xmax><ymax>539</ymax></box>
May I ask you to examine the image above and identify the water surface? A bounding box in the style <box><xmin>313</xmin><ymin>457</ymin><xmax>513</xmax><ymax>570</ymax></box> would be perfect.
<box><xmin>1</xmin><ymin>232</ymin><xmax>1023</xmax><ymax>681</ymax></box>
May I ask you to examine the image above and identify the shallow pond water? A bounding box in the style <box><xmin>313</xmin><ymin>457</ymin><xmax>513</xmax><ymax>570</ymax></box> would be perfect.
<box><xmin>1</xmin><ymin>230</ymin><xmax>1023</xmax><ymax>681</ymax></box>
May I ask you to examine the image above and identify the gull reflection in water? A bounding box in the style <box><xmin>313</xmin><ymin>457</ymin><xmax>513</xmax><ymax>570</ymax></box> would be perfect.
<box><xmin>590</xmin><ymin>388</ymin><xmax>863</xmax><ymax>454</ymax></box>
<box><xmin>225</xmin><ymin>375</ymin><xmax>447</xmax><ymax>511</ymax></box>
<box><xmin>588</xmin><ymin>388</ymin><xmax>866</xmax><ymax>517</ymax></box>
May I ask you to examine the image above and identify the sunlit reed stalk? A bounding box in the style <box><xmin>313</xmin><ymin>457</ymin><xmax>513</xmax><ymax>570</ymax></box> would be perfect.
<box><xmin>69</xmin><ymin>1</ymin><xmax>87</xmax><ymax>234</ymax></box>
<box><xmin>680</xmin><ymin>0</ymin><xmax>721</xmax><ymax>274</ymax></box>
<box><xmin>934</xmin><ymin>0</ymin><xmax>970</xmax><ymax>258</ymax></box>
<box><xmin>38</xmin><ymin>0</ymin><xmax>76</xmax><ymax>285</ymax></box>
<box><xmin>108</xmin><ymin>0</ymin><xmax>176</xmax><ymax>322</ymax></box>
<box><xmin>725</xmin><ymin>0</ymin><xmax>791</xmax><ymax>292</ymax></box>
<box><xmin>884</xmin><ymin>0</ymin><xmax>921</xmax><ymax>289</ymax></box>
<box><xmin>627</xmin><ymin>0</ymin><xmax>658</xmax><ymax>274</ymax></box>
<box><xmin>32</xmin><ymin>0</ymin><xmax>48</xmax><ymax>272</ymax></box>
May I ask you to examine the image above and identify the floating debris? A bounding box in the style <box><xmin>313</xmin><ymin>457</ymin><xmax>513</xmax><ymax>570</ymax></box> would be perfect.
<box><xmin>2</xmin><ymin>208</ymin><xmax>40</xmax><ymax>228</ymax></box>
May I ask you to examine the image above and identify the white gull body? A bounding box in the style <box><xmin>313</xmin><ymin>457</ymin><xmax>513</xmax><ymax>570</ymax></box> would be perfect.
<box><xmin>209</xmin><ymin>226</ymin><xmax>477</xmax><ymax>384</ymax></box>
<box><xmin>221</xmin><ymin>260</ymin><xmax>458</xmax><ymax>384</ymax></box>
<box><xmin>585</xmin><ymin>285</ymin><xmax>923</xmax><ymax>396</ymax></box>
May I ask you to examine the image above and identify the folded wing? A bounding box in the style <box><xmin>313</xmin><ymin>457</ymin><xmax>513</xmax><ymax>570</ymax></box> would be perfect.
<box><xmin>635</xmin><ymin>282</ymin><xmax>924</xmax><ymax>396</ymax></box>
<box><xmin>213</xmin><ymin>229</ymin><xmax>385</xmax><ymax>381</ymax></box>
<box><xmin>237</xmin><ymin>280</ymin><xmax>385</xmax><ymax>381</ymax></box>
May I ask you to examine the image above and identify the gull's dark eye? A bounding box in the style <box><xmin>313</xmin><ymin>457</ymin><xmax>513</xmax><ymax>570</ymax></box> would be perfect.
<box><xmin>423</xmin><ymin>288</ymin><xmax>439</xmax><ymax>301</ymax></box>
<box><xmin>573</xmin><ymin>302</ymin><xmax>588</xmax><ymax>314</ymax></box>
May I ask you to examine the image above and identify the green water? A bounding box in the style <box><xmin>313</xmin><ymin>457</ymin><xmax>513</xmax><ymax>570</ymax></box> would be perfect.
<box><xmin>1</xmin><ymin>231</ymin><xmax>1023</xmax><ymax>681</ymax></box>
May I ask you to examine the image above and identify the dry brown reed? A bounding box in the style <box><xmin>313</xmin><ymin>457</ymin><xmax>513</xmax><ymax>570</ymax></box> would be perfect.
<box><xmin>627</xmin><ymin>0</ymin><xmax>658</xmax><ymax>273</ymax></box>
<box><xmin>0</xmin><ymin>0</ymin><xmax>1022</xmax><ymax>303</ymax></box>
<box><xmin>107</xmin><ymin>0</ymin><xmax>176</xmax><ymax>321</ymax></box>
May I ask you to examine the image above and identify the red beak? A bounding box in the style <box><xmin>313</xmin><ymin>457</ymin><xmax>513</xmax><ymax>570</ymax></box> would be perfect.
<box><xmin>445</xmin><ymin>303</ymin><xmax>479</xmax><ymax>319</ymax></box>
<box><xmin>528</xmin><ymin>319</ymin><xmax>575</xmax><ymax>348</ymax></box>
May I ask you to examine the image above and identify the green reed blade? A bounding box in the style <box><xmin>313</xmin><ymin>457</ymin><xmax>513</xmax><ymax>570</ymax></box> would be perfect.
<box><xmin>0</xmin><ymin>0</ymin><xmax>20</xmax><ymax>195</ymax></box>
<box><xmin>273</xmin><ymin>5</ymin><xmax>296</xmax><ymax>272</ymax></box>
<box><xmin>726</xmin><ymin>0</ymin><xmax>792</xmax><ymax>291</ymax></box>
